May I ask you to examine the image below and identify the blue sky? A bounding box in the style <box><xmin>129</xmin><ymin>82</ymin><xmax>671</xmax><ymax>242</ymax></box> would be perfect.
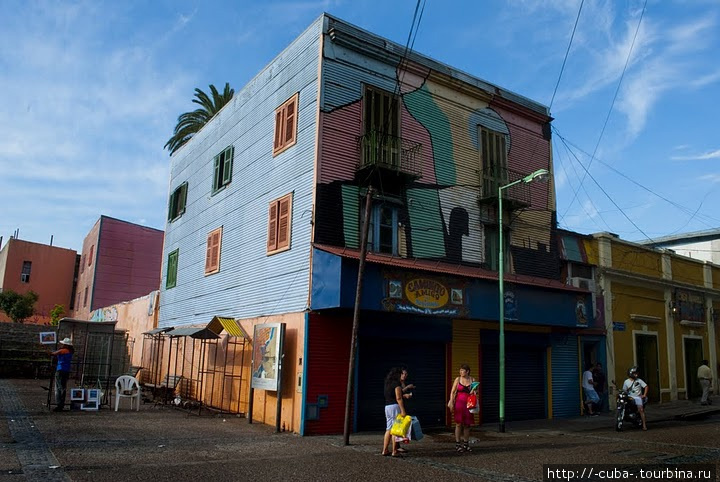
<box><xmin>1</xmin><ymin>0</ymin><xmax>719</xmax><ymax>252</ymax></box>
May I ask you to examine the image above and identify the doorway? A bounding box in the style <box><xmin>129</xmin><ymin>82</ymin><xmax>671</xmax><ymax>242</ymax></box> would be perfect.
<box><xmin>683</xmin><ymin>337</ymin><xmax>704</xmax><ymax>400</ymax></box>
<box><xmin>634</xmin><ymin>333</ymin><xmax>660</xmax><ymax>402</ymax></box>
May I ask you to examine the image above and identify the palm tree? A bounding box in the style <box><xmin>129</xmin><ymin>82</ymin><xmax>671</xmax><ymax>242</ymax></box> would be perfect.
<box><xmin>165</xmin><ymin>83</ymin><xmax>234</xmax><ymax>155</ymax></box>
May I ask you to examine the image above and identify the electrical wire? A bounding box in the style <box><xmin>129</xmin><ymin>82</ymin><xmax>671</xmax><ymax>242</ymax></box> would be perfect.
<box><xmin>560</xmin><ymin>0</ymin><xmax>648</xmax><ymax>222</ymax></box>
<box><xmin>549</xmin><ymin>0</ymin><xmax>585</xmax><ymax>110</ymax></box>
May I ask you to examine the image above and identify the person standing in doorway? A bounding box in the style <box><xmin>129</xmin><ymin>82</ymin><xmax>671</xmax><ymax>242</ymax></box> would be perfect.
<box><xmin>582</xmin><ymin>363</ymin><xmax>599</xmax><ymax>416</ymax></box>
<box><xmin>697</xmin><ymin>359</ymin><xmax>713</xmax><ymax>406</ymax></box>
<box><xmin>593</xmin><ymin>362</ymin><xmax>607</xmax><ymax>412</ymax></box>
<box><xmin>49</xmin><ymin>337</ymin><xmax>74</xmax><ymax>412</ymax></box>
<box><xmin>447</xmin><ymin>364</ymin><xmax>475</xmax><ymax>453</ymax></box>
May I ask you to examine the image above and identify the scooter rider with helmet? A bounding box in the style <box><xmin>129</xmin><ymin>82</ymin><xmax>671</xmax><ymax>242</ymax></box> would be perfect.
<box><xmin>622</xmin><ymin>366</ymin><xmax>648</xmax><ymax>431</ymax></box>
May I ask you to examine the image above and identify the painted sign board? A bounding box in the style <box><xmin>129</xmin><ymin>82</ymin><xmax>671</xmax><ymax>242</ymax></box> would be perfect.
<box><xmin>251</xmin><ymin>323</ymin><xmax>285</xmax><ymax>391</ymax></box>
<box><xmin>613</xmin><ymin>322</ymin><xmax>626</xmax><ymax>331</ymax></box>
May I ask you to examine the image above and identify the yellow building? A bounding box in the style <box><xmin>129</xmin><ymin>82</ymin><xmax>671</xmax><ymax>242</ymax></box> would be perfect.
<box><xmin>586</xmin><ymin>233</ymin><xmax>720</xmax><ymax>405</ymax></box>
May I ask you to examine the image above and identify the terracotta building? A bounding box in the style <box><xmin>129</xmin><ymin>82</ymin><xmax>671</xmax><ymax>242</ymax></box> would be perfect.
<box><xmin>0</xmin><ymin>237</ymin><xmax>78</xmax><ymax>324</ymax></box>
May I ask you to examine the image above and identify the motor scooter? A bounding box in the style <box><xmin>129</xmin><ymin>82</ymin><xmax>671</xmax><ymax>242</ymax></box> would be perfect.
<box><xmin>615</xmin><ymin>389</ymin><xmax>646</xmax><ymax>431</ymax></box>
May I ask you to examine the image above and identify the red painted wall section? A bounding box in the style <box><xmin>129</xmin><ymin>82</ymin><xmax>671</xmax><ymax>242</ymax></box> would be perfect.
<box><xmin>304</xmin><ymin>313</ymin><xmax>352</xmax><ymax>435</ymax></box>
<box><xmin>490</xmin><ymin>102</ymin><xmax>552</xmax><ymax>210</ymax></box>
<box><xmin>0</xmin><ymin>238</ymin><xmax>77</xmax><ymax>324</ymax></box>
<box><xmin>92</xmin><ymin>217</ymin><xmax>164</xmax><ymax>311</ymax></box>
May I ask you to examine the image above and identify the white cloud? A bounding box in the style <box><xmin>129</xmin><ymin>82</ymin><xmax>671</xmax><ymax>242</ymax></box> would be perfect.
<box><xmin>699</xmin><ymin>173</ymin><xmax>720</xmax><ymax>183</ymax></box>
<box><xmin>672</xmin><ymin>149</ymin><xmax>720</xmax><ymax>161</ymax></box>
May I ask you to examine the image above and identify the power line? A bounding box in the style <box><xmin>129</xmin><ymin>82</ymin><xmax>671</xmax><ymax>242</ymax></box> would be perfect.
<box><xmin>554</xmin><ymin>128</ymin><xmax>720</xmax><ymax>227</ymax></box>
<box><xmin>549</xmin><ymin>0</ymin><xmax>585</xmax><ymax>109</ymax></box>
<box><xmin>560</xmin><ymin>0</ymin><xmax>648</xmax><ymax>221</ymax></box>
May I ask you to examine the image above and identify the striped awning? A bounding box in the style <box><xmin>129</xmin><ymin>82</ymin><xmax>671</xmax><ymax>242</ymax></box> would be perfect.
<box><xmin>208</xmin><ymin>316</ymin><xmax>249</xmax><ymax>338</ymax></box>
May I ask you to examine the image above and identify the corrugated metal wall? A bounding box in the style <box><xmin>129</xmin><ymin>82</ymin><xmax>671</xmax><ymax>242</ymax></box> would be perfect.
<box><xmin>158</xmin><ymin>18</ymin><xmax>323</xmax><ymax>328</ymax></box>
<box><xmin>451</xmin><ymin>320</ymin><xmax>480</xmax><ymax>424</ymax></box>
<box><xmin>551</xmin><ymin>334</ymin><xmax>580</xmax><ymax>418</ymax></box>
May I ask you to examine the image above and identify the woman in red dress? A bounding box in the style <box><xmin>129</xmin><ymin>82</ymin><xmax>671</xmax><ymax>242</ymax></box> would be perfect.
<box><xmin>447</xmin><ymin>364</ymin><xmax>475</xmax><ymax>452</ymax></box>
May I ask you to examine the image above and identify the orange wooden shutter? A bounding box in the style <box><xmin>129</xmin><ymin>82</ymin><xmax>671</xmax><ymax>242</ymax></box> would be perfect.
<box><xmin>277</xmin><ymin>197</ymin><xmax>290</xmax><ymax>249</ymax></box>
<box><xmin>274</xmin><ymin>110</ymin><xmax>284</xmax><ymax>151</ymax></box>
<box><xmin>284</xmin><ymin>100</ymin><xmax>295</xmax><ymax>144</ymax></box>
<box><xmin>210</xmin><ymin>229</ymin><xmax>221</xmax><ymax>272</ymax></box>
<box><xmin>205</xmin><ymin>232</ymin><xmax>214</xmax><ymax>273</ymax></box>
<box><xmin>267</xmin><ymin>202</ymin><xmax>278</xmax><ymax>251</ymax></box>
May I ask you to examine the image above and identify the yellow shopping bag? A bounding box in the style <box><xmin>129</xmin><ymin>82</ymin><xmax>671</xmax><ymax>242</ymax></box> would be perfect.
<box><xmin>390</xmin><ymin>415</ymin><xmax>412</xmax><ymax>437</ymax></box>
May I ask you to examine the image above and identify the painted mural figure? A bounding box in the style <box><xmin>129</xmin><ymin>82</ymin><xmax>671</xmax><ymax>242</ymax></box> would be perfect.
<box><xmin>447</xmin><ymin>364</ymin><xmax>475</xmax><ymax>453</ymax></box>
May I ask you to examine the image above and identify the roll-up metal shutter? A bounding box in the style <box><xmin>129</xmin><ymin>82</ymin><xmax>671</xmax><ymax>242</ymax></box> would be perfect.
<box><xmin>304</xmin><ymin>314</ymin><xmax>353</xmax><ymax>435</ymax></box>
<box><xmin>356</xmin><ymin>337</ymin><xmax>446</xmax><ymax>431</ymax></box>
<box><xmin>481</xmin><ymin>331</ymin><xmax>547</xmax><ymax>422</ymax></box>
<box><xmin>551</xmin><ymin>334</ymin><xmax>580</xmax><ymax>418</ymax></box>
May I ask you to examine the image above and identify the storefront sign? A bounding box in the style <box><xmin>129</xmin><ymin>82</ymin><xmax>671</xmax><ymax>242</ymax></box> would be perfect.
<box><xmin>405</xmin><ymin>278</ymin><xmax>449</xmax><ymax>309</ymax></box>
<box><xmin>382</xmin><ymin>274</ymin><xmax>468</xmax><ymax>317</ymax></box>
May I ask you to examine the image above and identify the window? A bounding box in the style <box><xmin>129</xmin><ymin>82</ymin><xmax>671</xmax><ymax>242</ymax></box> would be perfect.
<box><xmin>363</xmin><ymin>202</ymin><xmax>399</xmax><ymax>255</ymax></box>
<box><xmin>212</xmin><ymin>146</ymin><xmax>234</xmax><ymax>193</ymax></box>
<box><xmin>362</xmin><ymin>85</ymin><xmax>401</xmax><ymax>168</ymax></box>
<box><xmin>20</xmin><ymin>261</ymin><xmax>31</xmax><ymax>283</ymax></box>
<box><xmin>166</xmin><ymin>249</ymin><xmax>179</xmax><ymax>289</ymax></box>
<box><xmin>364</xmin><ymin>85</ymin><xmax>399</xmax><ymax>136</ymax></box>
<box><xmin>273</xmin><ymin>93</ymin><xmax>299</xmax><ymax>156</ymax></box>
<box><xmin>80</xmin><ymin>255</ymin><xmax>84</xmax><ymax>273</ymax></box>
<box><xmin>83</xmin><ymin>287</ymin><xmax>88</xmax><ymax>308</ymax></box>
<box><xmin>267</xmin><ymin>193</ymin><xmax>293</xmax><ymax>254</ymax></box>
<box><xmin>205</xmin><ymin>228</ymin><xmax>223</xmax><ymax>275</ymax></box>
<box><xmin>480</xmin><ymin>127</ymin><xmax>508</xmax><ymax>180</ymax></box>
<box><xmin>88</xmin><ymin>245</ymin><xmax>94</xmax><ymax>266</ymax></box>
<box><xmin>168</xmin><ymin>182</ymin><xmax>188</xmax><ymax>221</ymax></box>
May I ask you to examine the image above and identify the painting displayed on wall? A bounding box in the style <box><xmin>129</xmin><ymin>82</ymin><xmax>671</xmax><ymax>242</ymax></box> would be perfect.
<box><xmin>70</xmin><ymin>389</ymin><xmax>85</xmax><ymax>401</ymax></box>
<box><xmin>251</xmin><ymin>323</ymin><xmax>286</xmax><ymax>391</ymax></box>
<box><xmin>39</xmin><ymin>332</ymin><xmax>57</xmax><ymax>345</ymax></box>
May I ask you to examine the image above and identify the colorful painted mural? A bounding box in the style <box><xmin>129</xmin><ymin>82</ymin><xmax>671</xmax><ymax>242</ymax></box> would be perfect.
<box><xmin>315</xmin><ymin>52</ymin><xmax>556</xmax><ymax>278</ymax></box>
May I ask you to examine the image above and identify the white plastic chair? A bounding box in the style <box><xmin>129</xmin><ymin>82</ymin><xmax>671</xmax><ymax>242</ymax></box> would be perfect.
<box><xmin>114</xmin><ymin>375</ymin><xmax>141</xmax><ymax>411</ymax></box>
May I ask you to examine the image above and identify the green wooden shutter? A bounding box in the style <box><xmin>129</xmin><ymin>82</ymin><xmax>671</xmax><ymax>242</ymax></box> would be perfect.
<box><xmin>166</xmin><ymin>249</ymin><xmax>178</xmax><ymax>289</ymax></box>
<box><xmin>178</xmin><ymin>183</ymin><xmax>187</xmax><ymax>215</ymax></box>
<box><xmin>213</xmin><ymin>154</ymin><xmax>220</xmax><ymax>192</ymax></box>
<box><xmin>222</xmin><ymin>147</ymin><xmax>233</xmax><ymax>185</ymax></box>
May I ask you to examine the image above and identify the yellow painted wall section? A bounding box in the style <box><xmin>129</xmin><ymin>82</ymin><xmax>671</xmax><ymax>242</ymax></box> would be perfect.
<box><xmin>712</xmin><ymin>266</ymin><xmax>720</xmax><ymax>289</ymax></box>
<box><xmin>241</xmin><ymin>312</ymin><xmax>305</xmax><ymax>434</ymax></box>
<box><xmin>452</xmin><ymin>320</ymin><xmax>480</xmax><ymax>424</ymax></box>
<box><xmin>144</xmin><ymin>312</ymin><xmax>305</xmax><ymax>434</ymax></box>
<box><xmin>671</xmin><ymin>258</ymin><xmax>705</xmax><ymax>287</ymax></box>
<box><xmin>611</xmin><ymin>283</ymin><xmax>668</xmax><ymax>392</ymax></box>
<box><xmin>611</xmin><ymin>244</ymin><xmax>662</xmax><ymax>278</ymax></box>
<box><xmin>582</xmin><ymin>239</ymin><xmax>600</xmax><ymax>266</ymax></box>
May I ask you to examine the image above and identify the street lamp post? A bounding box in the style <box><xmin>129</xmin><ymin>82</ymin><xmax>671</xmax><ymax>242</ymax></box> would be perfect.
<box><xmin>497</xmin><ymin>168</ymin><xmax>549</xmax><ymax>433</ymax></box>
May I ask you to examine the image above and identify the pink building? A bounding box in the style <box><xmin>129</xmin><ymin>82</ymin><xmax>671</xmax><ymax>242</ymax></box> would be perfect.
<box><xmin>73</xmin><ymin>216</ymin><xmax>164</xmax><ymax>320</ymax></box>
<box><xmin>0</xmin><ymin>238</ymin><xmax>78</xmax><ymax>324</ymax></box>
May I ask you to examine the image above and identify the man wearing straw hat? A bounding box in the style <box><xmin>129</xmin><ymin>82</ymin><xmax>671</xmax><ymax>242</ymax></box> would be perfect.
<box><xmin>49</xmin><ymin>337</ymin><xmax>74</xmax><ymax>412</ymax></box>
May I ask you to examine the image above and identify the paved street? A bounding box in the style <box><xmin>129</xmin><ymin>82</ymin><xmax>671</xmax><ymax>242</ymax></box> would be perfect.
<box><xmin>2</xmin><ymin>378</ymin><xmax>720</xmax><ymax>481</ymax></box>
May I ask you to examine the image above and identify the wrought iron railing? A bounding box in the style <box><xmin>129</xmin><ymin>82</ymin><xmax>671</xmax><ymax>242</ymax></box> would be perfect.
<box><xmin>357</xmin><ymin>131</ymin><xmax>422</xmax><ymax>179</ymax></box>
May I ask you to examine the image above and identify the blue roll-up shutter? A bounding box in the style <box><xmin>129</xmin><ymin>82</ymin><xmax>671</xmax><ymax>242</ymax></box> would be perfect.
<box><xmin>551</xmin><ymin>334</ymin><xmax>580</xmax><ymax>418</ymax></box>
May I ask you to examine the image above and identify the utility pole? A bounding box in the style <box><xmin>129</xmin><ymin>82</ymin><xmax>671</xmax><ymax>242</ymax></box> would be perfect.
<box><xmin>343</xmin><ymin>186</ymin><xmax>374</xmax><ymax>445</ymax></box>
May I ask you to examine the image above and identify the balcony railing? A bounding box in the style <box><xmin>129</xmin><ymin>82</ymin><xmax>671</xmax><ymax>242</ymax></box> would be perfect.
<box><xmin>357</xmin><ymin>131</ymin><xmax>422</xmax><ymax>180</ymax></box>
<box><xmin>478</xmin><ymin>166</ymin><xmax>532</xmax><ymax>208</ymax></box>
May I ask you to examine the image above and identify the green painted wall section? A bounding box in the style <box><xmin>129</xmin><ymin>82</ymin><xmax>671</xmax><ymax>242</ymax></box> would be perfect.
<box><xmin>342</xmin><ymin>185</ymin><xmax>360</xmax><ymax>249</ymax></box>
<box><xmin>403</xmin><ymin>84</ymin><xmax>456</xmax><ymax>186</ymax></box>
<box><xmin>407</xmin><ymin>187</ymin><xmax>446</xmax><ymax>258</ymax></box>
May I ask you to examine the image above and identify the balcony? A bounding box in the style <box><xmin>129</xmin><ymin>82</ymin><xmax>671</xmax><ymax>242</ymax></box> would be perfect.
<box><xmin>357</xmin><ymin>131</ymin><xmax>422</xmax><ymax>182</ymax></box>
<box><xmin>478</xmin><ymin>166</ymin><xmax>532</xmax><ymax>209</ymax></box>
